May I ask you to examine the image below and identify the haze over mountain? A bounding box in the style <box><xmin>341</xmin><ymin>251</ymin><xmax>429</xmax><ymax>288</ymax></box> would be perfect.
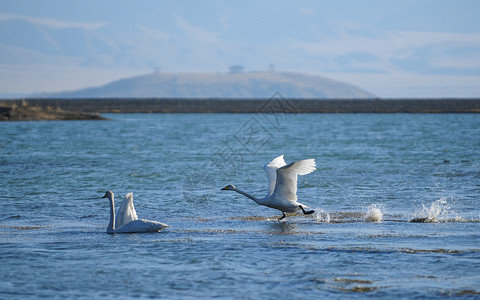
<box><xmin>38</xmin><ymin>71</ymin><xmax>375</xmax><ymax>99</ymax></box>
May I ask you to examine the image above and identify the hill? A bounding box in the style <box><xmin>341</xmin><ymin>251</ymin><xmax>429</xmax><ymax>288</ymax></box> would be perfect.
<box><xmin>38</xmin><ymin>72</ymin><xmax>375</xmax><ymax>99</ymax></box>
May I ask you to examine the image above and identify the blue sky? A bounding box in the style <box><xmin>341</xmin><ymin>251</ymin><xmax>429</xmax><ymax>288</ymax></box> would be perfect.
<box><xmin>1</xmin><ymin>0</ymin><xmax>479</xmax><ymax>97</ymax></box>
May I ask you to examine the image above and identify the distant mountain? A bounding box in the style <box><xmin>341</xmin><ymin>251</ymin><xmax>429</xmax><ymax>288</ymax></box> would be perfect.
<box><xmin>38</xmin><ymin>71</ymin><xmax>375</xmax><ymax>98</ymax></box>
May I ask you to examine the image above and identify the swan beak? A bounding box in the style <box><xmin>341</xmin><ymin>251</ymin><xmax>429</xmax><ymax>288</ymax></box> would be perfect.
<box><xmin>221</xmin><ymin>185</ymin><xmax>235</xmax><ymax>190</ymax></box>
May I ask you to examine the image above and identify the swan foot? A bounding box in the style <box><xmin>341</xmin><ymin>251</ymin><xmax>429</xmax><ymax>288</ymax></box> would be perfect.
<box><xmin>278</xmin><ymin>212</ymin><xmax>286</xmax><ymax>221</ymax></box>
<box><xmin>299</xmin><ymin>205</ymin><xmax>315</xmax><ymax>215</ymax></box>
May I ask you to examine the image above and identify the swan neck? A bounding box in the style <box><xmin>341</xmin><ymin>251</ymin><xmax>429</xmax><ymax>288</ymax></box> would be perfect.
<box><xmin>107</xmin><ymin>195</ymin><xmax>115</xmax><ymax>233</ymax></box>
<box><xmin>233</xmin><ymin>187</ymin><xmax>264</xmax><ymax>205</ymax></box>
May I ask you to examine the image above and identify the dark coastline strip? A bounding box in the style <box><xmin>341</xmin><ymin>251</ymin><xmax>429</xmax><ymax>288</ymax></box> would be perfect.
<box><xmin>2</xmin><ymin>98</ymin><xmax>480</xmax><ymax>113</ymax></box>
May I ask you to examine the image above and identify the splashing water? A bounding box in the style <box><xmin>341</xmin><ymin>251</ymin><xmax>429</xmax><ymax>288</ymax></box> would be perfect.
<box><xmin>412</xmin><ymin>197</ymin><xmax>457</xmax><ymax>223</ymax></box>
<box><xmin>364</xmin><ymin>204</ymin><xmax>383</xmax><ymax>222</ymax></box>
<box><xmin>315</xmin><ymin>209</ymin><xmax>331</xmax><ymax>223</ymax></box>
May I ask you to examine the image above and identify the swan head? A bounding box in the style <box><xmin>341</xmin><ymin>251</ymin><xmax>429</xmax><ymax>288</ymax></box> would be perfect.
<box><xmin>221</xmin><ymin>185</ymin><xmax>236</xmax><ymax>191</ymax></box>
<box><xmin>102</xmin><ymin>190</ymin><xmax>114</xmax><ymax>199</ymax></box>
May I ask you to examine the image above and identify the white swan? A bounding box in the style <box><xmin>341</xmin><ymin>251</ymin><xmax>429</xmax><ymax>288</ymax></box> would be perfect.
<box><xmin>101</xmin><ymin>191</ymin><xmax>169</xmax><ymax>233</ymax></box>
<box><xmin>221</xmin><ymin>155</ymin><xmax>316</xmax><ymax>220</ymax></box>
<box><xmin>115</xmin><ymin>192</ymin><xmax>138</xmax><ymax>228</ymax></box>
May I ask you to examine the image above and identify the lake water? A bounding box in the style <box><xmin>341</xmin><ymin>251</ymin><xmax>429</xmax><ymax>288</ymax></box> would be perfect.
<box><xmin>1</xmin><ymin>112</ymin><xmax>480</xmax><ymax>299</ymax></box>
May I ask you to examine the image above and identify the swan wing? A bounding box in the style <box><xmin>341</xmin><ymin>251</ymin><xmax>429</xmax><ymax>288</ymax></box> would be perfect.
<box><xmin>115</xmin><ymin>219</ymin><xmax>169</xmax><ymax>233</ymax></box>
<box><xmin>264</xmin><ymin>155</ymin><xmax>287</xmax><ymax>196</ymax></box>
<box><xmin>273</xmin><ymin>159</ymin><xmax>316</xmax><ymax>203</ymax></box>
<box><xmin>115</xmin><ymin>193</ymin><xmax>138</xmax><ymax>227</ymax></box>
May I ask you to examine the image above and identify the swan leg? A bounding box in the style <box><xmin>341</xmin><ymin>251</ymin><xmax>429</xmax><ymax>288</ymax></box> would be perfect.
<box><xmin>278</xmin><ymin>212</ymin><xmax>286</xmax><ymax>221</ymax></box>
<box><xmin>299</xmin><ymin>205</ymin><xmax>315</xmax><ymax>215</ymax></box>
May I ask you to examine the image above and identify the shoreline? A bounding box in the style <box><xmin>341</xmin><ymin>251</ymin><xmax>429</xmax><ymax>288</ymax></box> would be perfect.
<box><xmin>0</xmin><ymin>104</ymin><xmax>106</xmax><ymax>121</ymax></box>
<box><xmin>1</xmin><ymin>98</ymin><xmax>480</xmax><ymax>120</ymax></box>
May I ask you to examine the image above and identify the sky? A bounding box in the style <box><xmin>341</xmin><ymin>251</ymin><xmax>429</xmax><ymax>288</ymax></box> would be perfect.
<box><xmin>0</xmin><ymin>0</ymin><xmax>479</xmax><ymax>98</ymax></box>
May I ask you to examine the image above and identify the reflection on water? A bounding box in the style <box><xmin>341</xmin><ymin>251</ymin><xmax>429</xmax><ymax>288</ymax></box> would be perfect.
<box><xmin>268</xmin><ymin>221</ymin><xmax>299</xmax><ymax>235</ymax></box>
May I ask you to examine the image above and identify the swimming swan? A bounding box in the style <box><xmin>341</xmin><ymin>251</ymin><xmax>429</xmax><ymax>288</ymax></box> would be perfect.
<box><xmin>102</xmin><ymin>191</ymin><xmax>169</xmax><ymax>233</ymax></box>
<box><xmin>221</xmin><ymin>155</ymin><xmax>316</xmax><ymax>220</ymax></box>
<box><xmin>115</xmin><ymin>192</ymin><xmax>138</xmax><ymax>228</ymax></box>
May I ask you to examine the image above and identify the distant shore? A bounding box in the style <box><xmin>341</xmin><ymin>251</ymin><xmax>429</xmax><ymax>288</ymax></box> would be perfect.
<box><xmin>1</xmin><ymin>98</ymin><xmax>480</xmax><ymax>120</ymax></box>
<box><xmin>0</xmin><ymin>102</ymin><xmax>106</xmax><ymax>121</ymax></box>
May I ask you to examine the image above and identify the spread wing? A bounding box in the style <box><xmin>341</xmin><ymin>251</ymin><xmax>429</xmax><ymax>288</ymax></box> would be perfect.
<box><xmin>115</xmin><ymin>193</ymin><xmax>138</xmax><ymax>227</ymax></box>
<box><xmin>273</xmin><ymin>159</ymin><xmax>316</xmax><ymax>203</ymax></box>
<box><xmin>264</xmin><ymin>155</ymin><xmax>287</xmax><ymax>196</ymax></box>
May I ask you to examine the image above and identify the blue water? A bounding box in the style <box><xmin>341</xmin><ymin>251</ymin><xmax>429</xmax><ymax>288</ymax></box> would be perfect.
<box><xmin>1</xmin><ymin>113</ymin><xmax>480</xmax><ymax>299</ymax></box>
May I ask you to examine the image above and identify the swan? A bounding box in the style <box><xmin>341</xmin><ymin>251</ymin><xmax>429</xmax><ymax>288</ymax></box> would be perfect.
<box><xmin>221</xmin><ymin>155</ymin><xmax>316</xmax><ymax>220</ymax></box>
<box><xmin>115</xmin><ymin>192</ymin><xmax>138</xmax><ymax>228</ymax></box>
<box><xmin>101</xmin><ymin>191</ymin><xmax>169</xmax><ymax>233</ymax></box>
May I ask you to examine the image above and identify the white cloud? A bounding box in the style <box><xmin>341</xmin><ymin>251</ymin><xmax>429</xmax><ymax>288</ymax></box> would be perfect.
<box><xmin>0</xmin><ymin>13</ymin><xmax>107</xmax><ymax>30</ymax></box>
<box><xmin>290</xmin><ymin>28</ymin><xmax>480</xmax><ymax>74</ymax></box>
<box><xmin>293</xmin><ymin>30</ymin><xmax>480</xmax><ymax>56</ymax></box>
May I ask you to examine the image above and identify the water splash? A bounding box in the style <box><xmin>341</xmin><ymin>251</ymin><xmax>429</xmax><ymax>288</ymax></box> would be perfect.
<box><xmin>315</xmin><ymin>209</ymin><xmax>331</xmax><ymax>223</ymax></box>
<box><xmin>364</xmin><ymin>204</ymin><xmax>383</xmax><ymax>222</ymax></box>
<box><xmin>411</xmin><ymin>197</ymin><xmax>457</xmax><ymax>223</ymax></box>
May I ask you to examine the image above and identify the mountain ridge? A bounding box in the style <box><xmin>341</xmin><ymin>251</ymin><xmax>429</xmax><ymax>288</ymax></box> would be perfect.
<box><xmin>37</xmin><ymin>71</ymin><xmax>375</xmax><ymax>99</ymax></box>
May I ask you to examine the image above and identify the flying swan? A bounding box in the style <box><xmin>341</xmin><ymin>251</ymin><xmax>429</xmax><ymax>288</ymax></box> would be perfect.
<box><xmin>101</xmin><ymin>191</ymin><xmax>169</xmax><ymax>233</ymax></box>
<box><xmin>221</xmin><ymin>155</ymin><xmax>316</xmax><ymax>220</ymax></box>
